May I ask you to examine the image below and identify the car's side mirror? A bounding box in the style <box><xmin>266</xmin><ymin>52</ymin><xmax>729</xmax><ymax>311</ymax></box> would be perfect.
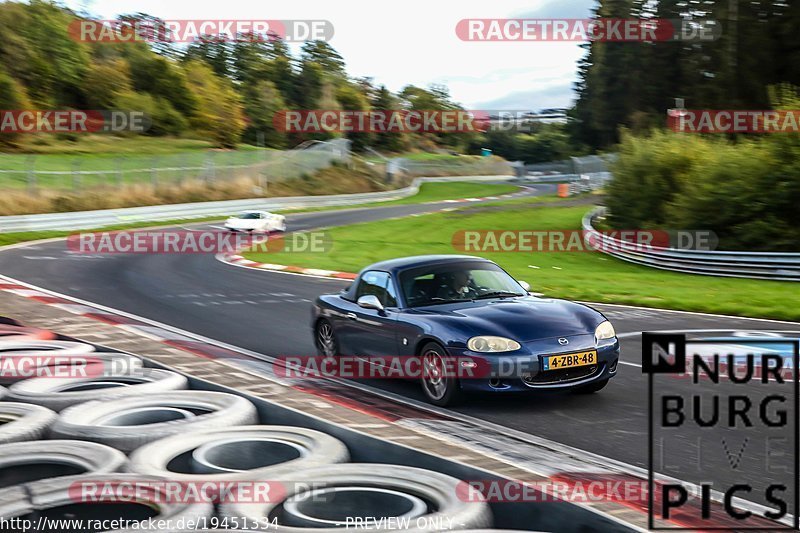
<box><xmin>518</xmin><ymin>280</ymin><xmax>531</xmax><ymax>292</ymax></box>
<box><xmin>357</xmin><ymin>295</ymin><xmax>384</xmax><ymax>311</ymax></box>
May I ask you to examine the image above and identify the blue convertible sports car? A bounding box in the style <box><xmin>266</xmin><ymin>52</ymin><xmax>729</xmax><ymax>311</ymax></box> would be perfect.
<box><xmin>311</xmin><ymin>255</ymin><xmax>620</xmax><ymax>405</ymax></box>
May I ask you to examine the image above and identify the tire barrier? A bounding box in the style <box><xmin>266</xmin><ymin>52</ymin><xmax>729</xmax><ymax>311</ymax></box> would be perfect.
<box><xmin>128</xmin><ymin>425</ymin><xmax>349</xmax><ymax>481</ymax></box>
<box><xmin>0</xmin><ymin>440</ymin><xmax>126</xmax><ymax>490</ymax></box>
<box><xmin>50</xmin><ymin>391</ymin><xmax>259</xmax><ymax>453</ymax></box>
<box><xmin>0</xmin><ymin>321</ymin><xmax>56</xmax><ymax>341</ymax></box>
<box><xmin>8</xmin><ymin>368</ymin><xmax>187</xmax><ymax>412</ymax></box>
<box><xmin>0</xmin><ymin>402</ymin><xmax>58</xmax><ymax>444</ymax></box>
<box><xmin>0</xmin><ymin>474</ymin><xmax>213</xmax><ymax>532</ymax></box>
<box><xmin>0</xmin><ymin>339</ymin><xmax>95</xmax><ymax>355</ymax></box>
<box><xmin>220</xmin><ymin>463</ymin><xmax>493</xmax><ymax>532</ymax></box>
<box><xmin>0</xmin><ymin>339</ymin><xmax>96</xmax><ymax>384</ymax></box>
<box><xmin>0</xmin><ymin>317</ymin><xmax>616</xmax><ymax>531</ymax></box>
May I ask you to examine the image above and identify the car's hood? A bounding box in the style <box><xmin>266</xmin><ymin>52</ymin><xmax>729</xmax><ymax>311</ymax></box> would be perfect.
<box><xmin>410</xmin><ymin>297</ymin><xmax>604</xmax><ymax>342</ymax></box>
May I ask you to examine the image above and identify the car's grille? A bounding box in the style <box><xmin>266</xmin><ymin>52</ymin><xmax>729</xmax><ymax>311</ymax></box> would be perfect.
<box><xmin>523</xmin><ymin>364</ymin><xmax>600</xmax><ymax>386</ymax></box>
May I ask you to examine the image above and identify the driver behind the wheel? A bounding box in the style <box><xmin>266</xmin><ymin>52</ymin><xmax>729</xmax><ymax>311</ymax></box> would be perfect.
<box><xmin>436</xmin><ymin>271</ymin><xmax>476</xmax><ymax>300</ymax></box>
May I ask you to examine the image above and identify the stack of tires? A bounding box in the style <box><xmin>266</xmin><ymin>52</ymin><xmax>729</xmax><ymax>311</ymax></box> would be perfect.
<box><xmin>0</xmin><ymin>331</ymin><xmax>503</xmax><ymax>532</ymax></box>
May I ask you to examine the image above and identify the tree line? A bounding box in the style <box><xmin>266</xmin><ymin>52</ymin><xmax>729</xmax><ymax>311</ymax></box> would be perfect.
<box><xmin>572</xmin><ymin>0</ymin><xmax>800</xmax><ymax>149</ymax></box>
<box><xmin>583</xmin><ymin>1</ymin><xmax>800</xmax><ymax>251</ymax></box>
<box><xmin>0</xmin><ymin>0</ymin><xmax>474</xmax><ymax>151</ymax></box>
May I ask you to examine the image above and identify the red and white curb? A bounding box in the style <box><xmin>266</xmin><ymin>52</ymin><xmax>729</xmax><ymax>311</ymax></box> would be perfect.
<box><xmin>221</xmin><ymin>256</ymin><xmax>358</xmax><ymax>280</ymax></box>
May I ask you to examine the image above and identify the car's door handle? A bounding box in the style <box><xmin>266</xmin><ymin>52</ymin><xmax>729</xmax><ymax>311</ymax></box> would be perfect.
<box><xmin>346</xmin><ymin>313</ymin><xmax>357</xmax><ymax>320</ymax></box>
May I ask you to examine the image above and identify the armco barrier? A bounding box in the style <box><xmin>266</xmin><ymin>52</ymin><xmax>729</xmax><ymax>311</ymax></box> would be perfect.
<box><xmin>584</xmin><ymin>207</ymin><xmax>800</xmax><ymax>281</ymax></box>
<box><xmin>0</xmin><ymin>175</ymin><xmax>513</xmax><ymax>233</ymax></box>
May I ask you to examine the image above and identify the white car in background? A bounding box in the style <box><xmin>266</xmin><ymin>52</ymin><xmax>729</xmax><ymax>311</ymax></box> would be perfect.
<box><xmin>224</xmin><ymin>211</ymin><xmax>286</xmax><ymax>233</ymax></box>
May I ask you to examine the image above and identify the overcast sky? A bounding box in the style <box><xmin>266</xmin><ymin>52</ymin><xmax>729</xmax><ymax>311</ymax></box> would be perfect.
<box><xmin>66</xmin><ymin>0</ymin><xmax>596</xmax><ymax>110</ymax></box>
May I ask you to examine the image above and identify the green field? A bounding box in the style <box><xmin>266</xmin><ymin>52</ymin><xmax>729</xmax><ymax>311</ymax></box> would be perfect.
<box><xmin>244</xmin><ymin>198</ymin><xmax>800</xmax><ymax>321</ymax></box>
<box><xmin>376</xmin><ymin>181</ymin><xmax>518</xmax><ymax>205</ymax></box>
<box><xmin>281</xmin><ymin>181</ymin><xmax>521</xmax><ymax>215</ymax></box>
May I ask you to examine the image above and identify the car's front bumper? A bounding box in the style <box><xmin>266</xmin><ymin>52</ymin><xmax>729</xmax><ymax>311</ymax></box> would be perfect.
<box><xmin>224</xmin><ymin>221</ymin><xmax>262</xmax><ymax>231</ymax></box>
<box><xmin>449</xmin><ymin>333</ymin><xmax>620</xmax><ymax>393</ymax></box>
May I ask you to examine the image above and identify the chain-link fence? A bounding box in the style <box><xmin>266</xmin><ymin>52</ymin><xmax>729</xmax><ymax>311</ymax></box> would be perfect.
<box><xmin>568</xmin><ymin>154</ymin><xmax>615</xmax><ymax>194</ymax></box>
<box><xmin>0</xmin><ymin>139</ymin><xmax>351</xmax><ymax>193</ymax></box>
<box><xmin>388</xmin><ymin>156</ymin><xmax>513</xmax><ymax>179</ymax></box>
<box><xmin>571</xmin><ymin>153</ymin><xmax>617</xmax><ymax>175</ymax></box>
<box><xmin>523</xmin><ymin>159</ymin><xmax>574</xmax><ymax>175</ymax></box>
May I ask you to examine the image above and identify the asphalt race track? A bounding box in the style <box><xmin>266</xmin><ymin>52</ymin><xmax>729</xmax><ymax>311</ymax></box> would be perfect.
<box><xmin>1</xmin><ymin>185</ymin><xmax>799</xmax><ymax>512</ymax></box>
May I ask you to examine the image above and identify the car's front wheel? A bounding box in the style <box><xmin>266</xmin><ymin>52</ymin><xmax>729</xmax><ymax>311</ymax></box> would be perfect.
<box><xmin>574</xmin><ymin>378</ymin><xmax>609</xmax><ymax>394</ymax></box>
<box><xmin>315</xmin><ymin>319</ymin><xmax>339</xmax><ymax>358</ymax></box>
<box><xmin>419</xmin><ymin>342</ymin><xmax>463</xmax><ymax>407</ymax></box>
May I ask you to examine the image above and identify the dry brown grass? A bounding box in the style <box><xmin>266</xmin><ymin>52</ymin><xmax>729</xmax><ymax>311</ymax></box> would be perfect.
<box><xmin>0</xmin><ymin>162</ymin><xmax>392</xmax><ymax>215</ymax></box>
<box><xmin>0</xmin><ymin>157</ymin><xmax>505</xmax><ymax>216</ymax></box>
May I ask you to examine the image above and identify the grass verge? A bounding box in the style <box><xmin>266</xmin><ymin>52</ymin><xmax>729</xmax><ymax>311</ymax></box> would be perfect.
<box><xmin>372</xmin><ymin>181</ymin><xmax>518</xmax><ymax>206</ymax></box>
<box><xmin>279</xmin><ymin>181</ymin><xmax>521</xmax><ymax>214</ymax></box>
<box><xmin>244</xmin><ymin>200</ymin><xmax>800</xmax><ymax>321</ymax></box>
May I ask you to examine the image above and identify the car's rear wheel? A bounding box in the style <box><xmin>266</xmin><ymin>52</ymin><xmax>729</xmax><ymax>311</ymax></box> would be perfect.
<box><xmin>574</xmin><ymin>378</ymin><xmax>609</xmax><ymax>394</ymax></box>
<box><xmin>315</xmin><ymin>319</ymin><xmax>339</xmax><ymax>358</ymax></box>
<box><xmin>419</xmin><ymin>342</ymin><xmax>463</xmax><ymax>406</ymax></box>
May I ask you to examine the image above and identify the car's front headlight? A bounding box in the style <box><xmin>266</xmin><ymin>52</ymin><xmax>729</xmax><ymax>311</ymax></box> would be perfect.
<box><xmin>595</xmin><ymin>321</ymin><xmax>616</xmax><ymax>343</ymax></box>
<box><xmin>468</xmin><ymin>336</ymin><xmax>521</xmax><ymax>353</ymax></box>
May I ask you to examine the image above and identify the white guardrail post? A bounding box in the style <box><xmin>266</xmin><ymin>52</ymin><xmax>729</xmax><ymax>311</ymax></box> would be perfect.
<box><xmin>583</xmin><ymin>207</ymin><xmax>800</xmax><ymax>282</ymax></box>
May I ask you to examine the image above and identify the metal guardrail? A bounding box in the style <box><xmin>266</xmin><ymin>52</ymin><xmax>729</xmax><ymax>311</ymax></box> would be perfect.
<box><xmin>583</xmin><ymin>207</ymin><xmax>800</xmax><ymax>281</ymax></box>
<box><xmin>513</xmin><ymin>172</ymin><xmax>612</xmax><ymax>194</ymax></box>
<box><xmin>0</xmin><ymin>175</ymin><xmax>514</xmax><ymax>233</ymax></box>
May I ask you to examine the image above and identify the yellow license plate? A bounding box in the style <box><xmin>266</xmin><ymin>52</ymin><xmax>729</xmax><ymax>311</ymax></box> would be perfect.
<box><xmin>543</xmin><ymin>350</ymin><xmax>597</xmax><ymax>371</ymax></box>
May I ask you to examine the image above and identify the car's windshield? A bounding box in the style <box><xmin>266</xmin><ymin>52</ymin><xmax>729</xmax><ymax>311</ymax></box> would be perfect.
<box><xmin>399</xmin><ymin>262</ymin><xmax>527</xmax><ymax>307</ymax></box>
<box><xmin>237</xmin><ymin>212</ymin><xmax>261</xmax><ymax>220</ymax></box>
